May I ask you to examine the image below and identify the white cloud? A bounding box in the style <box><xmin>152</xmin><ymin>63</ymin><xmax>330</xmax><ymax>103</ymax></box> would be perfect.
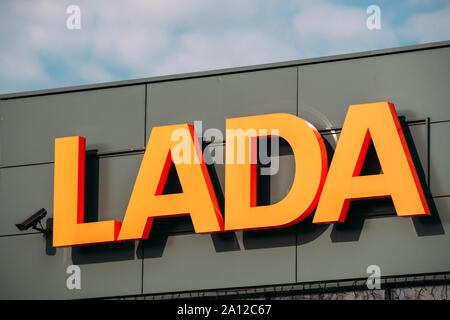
<box><xmin>294</xmin><ymin>2</ymin><xmax>366</xmax><ymax>38</ymax></box>
<box><xmin>0</xmin><ymin>0</ymin><xmax>448</xmax><ymax>94</ymax></box>
<box><xmin>399</xmin><ymin>3</ymin><xmax>450</xmax><ymax>43</ymax></box>
<box><xmin>404</xmin><ymin>0</ymin><xmax>450</xmax><ymax>8</ymax></box>
<box><xmin>292</xmin><ymin>1</ymin><xmax>398</xmax><ymax>56</ymax></box>
<box><xmin>0</xmin><ymin>50</ymin><xmax>51</xmax><ymax>90</ymax></box>
<box><xmin>75</xmin><ymin>63</ymin><xmax>116</xmax><ymax>83</ymax></box>
<box><xmin>153</xmin><ymin>30</ymin><xmax>297</xmax><ymax>75</ymax></box>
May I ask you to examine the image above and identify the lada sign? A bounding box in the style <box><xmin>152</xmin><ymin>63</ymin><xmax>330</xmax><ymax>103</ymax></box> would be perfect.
<box><xmin>52</xmin><ymin>102</ymin><xmax>429</xmax><ymax>247</ymax></box>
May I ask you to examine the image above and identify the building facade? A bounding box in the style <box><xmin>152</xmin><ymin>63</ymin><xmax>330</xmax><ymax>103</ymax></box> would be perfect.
<box><xmin>0</xmin><ymin>41</ymin><xmax>449</xmax><ymax>300</ymax></box>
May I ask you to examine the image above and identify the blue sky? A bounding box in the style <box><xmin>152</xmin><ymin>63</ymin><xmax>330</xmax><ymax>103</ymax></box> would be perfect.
<box><xmin>0</xmin><ymin>0</ymin><xmax>449</xmax><ymax>94</ymax></box>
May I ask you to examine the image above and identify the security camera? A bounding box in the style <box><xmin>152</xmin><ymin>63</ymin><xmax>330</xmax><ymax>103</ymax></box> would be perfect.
<box><xmin>16</xmin><ymin>208</ymin><xmax>49</xmax><ymax>235</ymax></box>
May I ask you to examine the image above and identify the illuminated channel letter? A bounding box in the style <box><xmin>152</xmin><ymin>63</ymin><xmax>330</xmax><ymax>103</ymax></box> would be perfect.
<box><xmin>53</xmin><ymin>136</ymin><xmax>121</xmax><ymax>247</ymax></box>
<box><xmin>313</xmin><ymin>102</ymin><xmax>430</xmax><ymax>224</ymax></box>
<box><xmin>225</xmin><ymin>113</ymin><xmax>328</xmax><ymax>231</ymax></box>
<box><xmin>118</xmin><ymin>124</ymin><xmax>223</xmax><ymax>241</ymax></box>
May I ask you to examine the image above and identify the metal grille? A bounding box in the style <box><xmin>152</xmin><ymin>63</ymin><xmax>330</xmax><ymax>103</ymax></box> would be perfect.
<box><xmin>108</xmin><ymin>272</ymin><xmax>450</xmax><ymax>300</ymax></box>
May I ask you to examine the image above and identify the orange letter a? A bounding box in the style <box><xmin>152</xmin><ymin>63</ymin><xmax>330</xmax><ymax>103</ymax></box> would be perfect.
<box><xmin>118</xmin><ymin>124</ymin><xmax>223</xmax><ymax>241</ymax></box>
<box><xmin>313</xmin><ymin>102</ymin><xmax>430</xmax><ymax>224</ymax></box>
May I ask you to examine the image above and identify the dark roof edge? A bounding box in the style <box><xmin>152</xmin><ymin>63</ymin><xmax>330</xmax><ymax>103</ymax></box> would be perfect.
<box><xmin>1</xmin><ymin>40</ymin><xmax>449</xmax><ymax>100</ymax></box>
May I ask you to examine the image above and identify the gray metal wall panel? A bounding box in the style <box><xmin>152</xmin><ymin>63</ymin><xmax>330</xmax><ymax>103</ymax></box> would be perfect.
<box><xmin>298</xmin><ymin>47</ymin><xmax>450</xmax><ymax>130</ymax></box>
<box><xmin>142</xmin><ymin>232</ymin><xmax>296</xmax><ymax>294</ymax></box>
<box><xmin>96</xmin><ymin>154</ymin><xmax>143</xmax><ymax>221</ymax></box>
<box><xmin>0</xmin><ymin>234</ymin><xmax>73</xmax><ymax>299</ymax></box>
<box><xmin>0</xmin><ymin>234</ymin><xmax>142</xmax><ymax>299</ymax></box>
<box><xmin>146</xmin><ymin>67</ymin><xmax>297</xmax><ymax>142</ymax></box>
<box><xmin>296</xmin><ymin>196</ymin><xmax>450</xmax><ymax>283</ymax></box>
<box><xmin>430</xmin><ymin>122</ymin><xmax>450</xmax><ymax>197</ymax></box>
<box><xmin>0</xmin><ymin>164</ymin><xmax>53</xmax><ymax>236</ymax></box>
<box><xmin>0</xmin><ymin>154</ymin><xmax>144</xmax><ymax>299</ymax></box>
<box><xmin>0</xmin><ymin>85</ymin><xmax>146</xmax><ymax>167</ymax></box>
